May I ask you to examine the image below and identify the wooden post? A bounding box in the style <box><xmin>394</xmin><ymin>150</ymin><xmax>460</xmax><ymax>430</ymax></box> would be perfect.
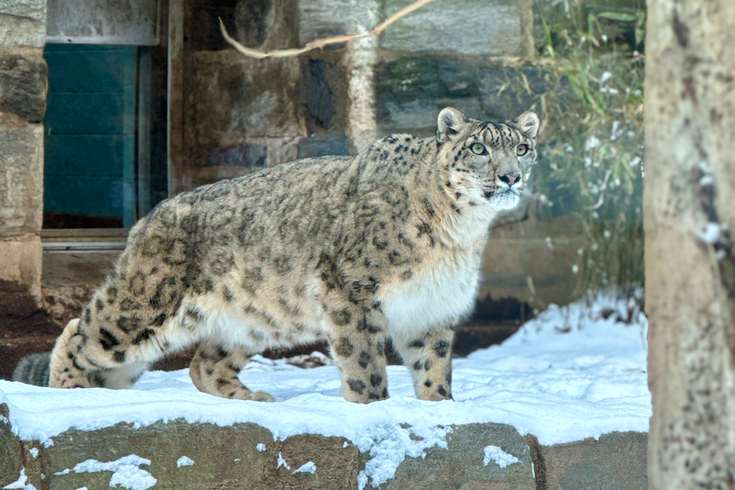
<box><xmin>645</xmin><ymin>1</ymin><xmax>735</xmax><ymax>487</ymax></box>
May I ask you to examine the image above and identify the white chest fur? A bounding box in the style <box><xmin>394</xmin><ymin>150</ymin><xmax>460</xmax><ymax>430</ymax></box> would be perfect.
<box><xmin>379</xmin><ymin>250</ymin><xmax>481</xmax><ymax>340</ymax></box>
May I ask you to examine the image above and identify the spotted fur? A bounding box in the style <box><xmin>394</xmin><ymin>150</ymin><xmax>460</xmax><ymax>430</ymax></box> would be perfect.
<box><xmin>16</xmin><ymin>107</ymin><xmax>539</xmax><ymax>403</ymax></box>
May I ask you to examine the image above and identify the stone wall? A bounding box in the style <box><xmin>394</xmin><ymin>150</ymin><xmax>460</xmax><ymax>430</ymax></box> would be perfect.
<box><xmin>178</xmin><ymin>0</ymin><xmax>538</xmax><ymax>187</ymax></box>
<box><xmin>0</xmin><ymin>412</ymin><xmax>648</xmax><ymax>490</ymax></box>
<box><xmin>0</xmin><ymin>0</ymin><xmax>47</xmax><ymax>306</ymax></box>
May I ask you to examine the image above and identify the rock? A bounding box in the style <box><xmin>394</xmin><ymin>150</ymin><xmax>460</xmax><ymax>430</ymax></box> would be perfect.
<box><xmin>184</xmin><ymin>50</ymin><xmax>304</xmax><ymax>174</ymax></box>
<box><xmin>302</xmin><ymin>51</ymin><xmax>349</xmax><ymax>136</ymax></box>
<box><xmin>0</xmin><ymin>0</ymin><xmax>45</xmax><ymax>48</ymax></box>
<box><xmin>542</xmin><ymin>432</ymin><xmax>648</xmax><ymax>490</ymax></box>
<box><xmin>303</xmin><ymin>58</ymin><xmax>338</xmax><ymax>130</ymax></box>
<box><xmin>380</xmin><ymin>0</ymin><xmax>525</xmax><ymax>56</ymax></box>
<box><xmin>0</xmin><ymin>50</ymin><xmax>47</xmax><ymax>122</ymax></box>
<box><xmin>299</xmin><ymin>0</ymin><xmax>379</xmax><ymax>43</ymax></box>
<box><xmin>0</xmin><ymin>117</ymin><xmax>44</xmax><ymax>236</ymax></box>
<box><xmin>479</xmin><ymin>215</ymin><xmax>584</xmax><ymax>308</ymax></box>
<box><xmin>376</xmin><ymin>58</ymin><xmax>554</xmax><ymax>135</ymax></box>
<box><xmin>386</xmin><ymin>423</ymin><xmax>536</xmax><ymax>489</ymax></box>
<box><xmin>24</xmin><ymin>420</ymin><xmax>361</xmax><ymax>490</ymax></box>
<box><xmin>0</xmin><ymin>404</ymin><xmax>22</xmax><ymax>488</ymax></box>
<box><xmin>297</xmin><ymin>136</ymin><xmax>350</xmax><ymax>158</ymax></box>
<box><xmin>376</xmin><ymin>57</ymin><xmax>481</xmax><ymax>135</ymax></box>
<box><xmin>0</xmin><ymin>237</ymin><xmax>42</xmax><ymax>298</ymax></box>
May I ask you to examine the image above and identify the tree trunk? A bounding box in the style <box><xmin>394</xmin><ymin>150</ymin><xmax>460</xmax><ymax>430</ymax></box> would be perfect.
<box><xmin>646</xmin><ymin>1</ymin><xmax>735</xmax><ymax>488</ymax></box>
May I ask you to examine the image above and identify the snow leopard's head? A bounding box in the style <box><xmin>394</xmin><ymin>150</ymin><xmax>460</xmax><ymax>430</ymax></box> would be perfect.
<box><xmin>436</xmin><ymin>107</ymin><xmax>539</xmax><ymax>212</ymax></box>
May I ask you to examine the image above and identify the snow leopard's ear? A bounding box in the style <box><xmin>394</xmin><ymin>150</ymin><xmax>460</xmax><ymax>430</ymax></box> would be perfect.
<box><xmin>512</xmin><ymin>111</ymin><xmax>539</xmax><ymax>139</ymax></box>
<box><xmin>436</xmin><ymin>107</ymin><xmax>468</xmax><ymax>143</ymax></box>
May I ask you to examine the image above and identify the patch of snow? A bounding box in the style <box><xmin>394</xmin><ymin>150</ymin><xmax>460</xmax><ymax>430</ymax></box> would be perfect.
<box><xmin>585</xmin><ymin>135</ymin><xmax>600</xmax><ymax>150</ymax></box>
<box><xmin>600</xmin><ymin>71</ymin><xmax>613</xmax><ymax>84</ymax></box>
<box><xmin>292</xmin><ymin>461</ymin><xmax>317</xmax><ymax>474</ymax></box>
<box><xmin>357</xmin><ymin>472</ymin><xmax>369</xmax><ymax>490</ymax></box>
<box><xmin>29</xmin><ymin>448</ymin><xmax>38</xmax><ymax>458</ymax></box>
<box><xmin>3</xmin><ymin>469</ymin><xmax>36</xmax><ymax>490</ymax></box>
<box><xmin>696</xmin><ymin>222</ymin><xmax>721</xmax><ymax>244</ymax></box>
<box><xmin>343</xmin><ymin>441</ymin><xmax>349</xmax><ymax>448</ymax></box>
<box><xmin>483</xmin><ymin>445</ymin><xmax>521</xmax><ymax>468</ymax></box>
<box><xmin>54</xmin><ymin>455</ymin><xmax>156</xmax><ymax>490</ymax></box>
<box><xmin>256</xmin><ymin>443</ymin><xmax>267</xmax><ymax>452</ymax></box>
<box><xmin>2</xmin><ymin>297</ymin><xmax>650</xmax><ymax>488</ymax></box>
<box><xmin>276</xmin><ymin>452</ymin><xmax>291</xmax><ymax>471</ymax></box>
<box><xmin>176</xmin><ymin>456</ymin><xmax>194</xmax><ymax>468</ymax></box>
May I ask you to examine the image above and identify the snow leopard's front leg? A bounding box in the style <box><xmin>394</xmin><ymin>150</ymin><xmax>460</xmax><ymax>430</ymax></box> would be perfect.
<box><xmin>325</xmin><ymin>300</ymin><xmax>389</xmax><ymax>403</ymax></box>
<box><xmin>393</xmin><ymin>326</ymin><xmax>454</xmax><ymax>401</ymax></box>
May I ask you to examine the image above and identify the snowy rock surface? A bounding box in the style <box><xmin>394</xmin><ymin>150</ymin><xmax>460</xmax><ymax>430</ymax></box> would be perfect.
<box><xmin>1</xmin><ymin>298</ymin><xmax>650</xmax><ymax>487</ymax></box>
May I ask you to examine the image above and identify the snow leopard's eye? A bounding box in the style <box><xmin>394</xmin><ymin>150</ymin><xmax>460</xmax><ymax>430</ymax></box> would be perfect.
<box><xmin>470</xmin><ymin>142</ymin><xmax>487</xmax><ymax>155</ymax></box>
<box><xmin>516</xmin><ymin>144</ymin><xmax>530</xmax><ymax>156</ymax></box>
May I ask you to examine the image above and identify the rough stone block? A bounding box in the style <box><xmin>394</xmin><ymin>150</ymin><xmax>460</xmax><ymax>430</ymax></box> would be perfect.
<box><xmin>377</xmin><ymin>59</ymin><xmax>555</xmax><ymax>135</ymax></box>
<box><xmin>297</xmin><ymin>136</ymin><xmax>350</xmax><ymax>159</ymax></box>
<box><xmin>376</xmin><ymin>57</ymin><xmax>483</xmax><ymax>135</ymax></box>
<box><xmin>380</xmin><ymin>0</ymin><xmax>524</xmax><ymax>56</ymax></box>
<box><xmin>185</xmin><ymin>51</ymin><xmax>304</xmax><ymax>172</ymax></box>
<box><xmin>0</xmin><ymin>235</ymin><xmax>41</xmax><ymax>296</ymax></box>
<box><xmin>542</xmin><ymin>432</ymin><xmax>648</xmax><ymax>490</ymax></box>
<box><xmin>299</xmin><ymin>0</ymin><xmax>380</xmax><ymax>43</ymax></box>
<box><xmin>0</xmin><ymin>49</ymin><xmax>47</xmax><ymax>122</ymax></box>
<box><xmin>480</xmin><ymin>216</ymin><xmax>583</xmax><ymax>308</ymax></box>
<box><xmin>23</xmin><ymin>421</ymin><xmax>361</xmax><ymax>490</ymax></box>
<box><xmin>386</xmin><ymin>423</ymin><xmax>536</xmax><ymax>489</ymax></box>
<box><xmin>0</xmin><ymin>0</ymin><xmax>45</xmax><ymax>47</ymax></box>
<box><xmin>0</xmin><ymin>117</ymin><xmax>43</xmax><ymax>236</ymax></box>
<box><xmin>302</xmin><ymin>53</ymin><xmax>349</xmax><ymax>134</ymax></box>
<box><xmin>0</xmin><ymin>404</ymin><xmax>22</xmax><ymax>488</ymax></box>
<box><xmin>185</xmin><ymin>136</ymin><xmax>301</xmax><ymax>190</ymax></box>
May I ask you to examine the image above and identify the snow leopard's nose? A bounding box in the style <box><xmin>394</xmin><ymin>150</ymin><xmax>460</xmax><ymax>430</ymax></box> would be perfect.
<box><xmin>499</xmin><ymin>172</ymin><xmax>521</xmax><ymax>188</ymax></box>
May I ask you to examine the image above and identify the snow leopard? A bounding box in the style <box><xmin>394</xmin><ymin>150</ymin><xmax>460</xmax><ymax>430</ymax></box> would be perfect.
<box><xmin>13</xmin><ymin>107</ymin><xmax>539</xmax><ymax>403</ymax></box>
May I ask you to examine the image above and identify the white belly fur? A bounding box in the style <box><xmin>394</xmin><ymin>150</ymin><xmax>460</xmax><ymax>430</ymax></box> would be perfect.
<box><xmin>380</xmin><ymin>252</ymin><xmax>480</xmax><ymax>340</ymax></box>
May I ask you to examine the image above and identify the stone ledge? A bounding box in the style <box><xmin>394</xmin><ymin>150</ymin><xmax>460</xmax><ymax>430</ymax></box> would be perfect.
<box><xmin>0</xmin><ymin>407</ymin><xmax>647</xmax><ymax>490</ymax></box>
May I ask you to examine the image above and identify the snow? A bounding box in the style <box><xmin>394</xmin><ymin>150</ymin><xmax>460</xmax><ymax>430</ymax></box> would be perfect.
<box><xmin>483</xmin><ymin>445</ymin><xmax>521</xmax><ymax>468</ymax></box>
<box><xmin>696</xmin><ymin>222</ymin><xmax>721</xmax><ymax>244</ymax></box>
<box><xmin>585</xmin><ymin>135</ymin><xmax>600</xmax><ymax>150</ymax></box>
<box><xmin>256</xmin><ymin>443</ymin><xmax>267</xmax><ymax>452</ymax></box>
<box><xmin>0</xmin><ymin>298</ymin><xmax>650</xmax><ymax>488</ymax></box>
<box><xmin>28</xmin><ymin>447</ymin><xmax>38</xmax><ymax>458</ymax></box>
<box><xmin>54</xmin><ymin>455</ymin><xmax>156</xmax><ymax>490</ymax></box>
<box><xmin>175</xmin><ymin>456</ymin><xmax>194</xmax><ymax>468</ymax></box>
<box><xmin>3</xmin><ymin>469</ymin><xmax>36</xmax><ymax>490</ymax></box>
<box><xmin>292</xmin><ymin>461</ymin><xmax>317</xmax><ymax>474</ymax></box>
<box><xmin>276</xmin><ymin>452</ymin><xmax>291</xmax><ymax>470</ymax></box>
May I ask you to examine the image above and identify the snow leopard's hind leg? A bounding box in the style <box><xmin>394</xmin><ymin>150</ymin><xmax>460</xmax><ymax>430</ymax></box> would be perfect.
<box><xmin>189</xmin><ymin>341</ymin><xmax>274</xmax><ymax>402</ymax></box>
<box><xmin>48</xmin><ymin>317</ymin><xmax>162</xmax><ymax>389</ymax></box>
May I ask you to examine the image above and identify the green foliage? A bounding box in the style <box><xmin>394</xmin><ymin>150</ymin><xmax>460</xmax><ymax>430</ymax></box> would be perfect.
<box><xmin>534</xmin><ymin>3</ymin><xmax>646</xmax><ymax>302</ymax></box>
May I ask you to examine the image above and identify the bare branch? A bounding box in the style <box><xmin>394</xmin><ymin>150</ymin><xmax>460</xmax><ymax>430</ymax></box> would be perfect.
<box><xmin>219</xmin><ymin>0</ymin><xmax>437</xmax><ymax>59</ymax></box>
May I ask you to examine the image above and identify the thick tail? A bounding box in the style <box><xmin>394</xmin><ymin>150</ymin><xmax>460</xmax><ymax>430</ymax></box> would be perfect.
<box><xmin>12</xmin><ymin>352</ymin><xmax>51</xmax><ymax>386</ymax></box>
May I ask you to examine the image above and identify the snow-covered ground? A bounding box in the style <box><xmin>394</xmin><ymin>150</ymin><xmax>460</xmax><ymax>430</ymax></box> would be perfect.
<box><xmin>0</xmin><ymin>297</ymin><xmax>650</xmax><ymax>488</ymax></box>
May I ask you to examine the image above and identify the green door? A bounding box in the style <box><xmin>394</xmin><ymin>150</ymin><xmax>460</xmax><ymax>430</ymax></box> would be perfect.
<box><xmin>43</xmin><ymin>44</ymin><xmax>137</xmax><ymax>228</ymax></box>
